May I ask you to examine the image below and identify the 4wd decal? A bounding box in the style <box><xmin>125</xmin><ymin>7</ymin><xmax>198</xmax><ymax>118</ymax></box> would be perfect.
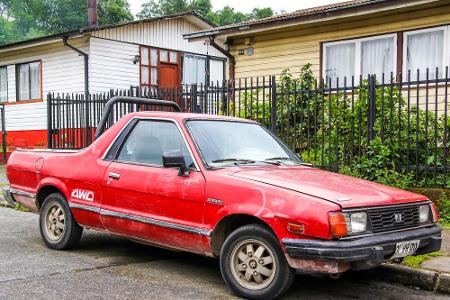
<box><xmin>71</xmin><ymin>189</ymin><xmax>94</xmax><ymax>202</ymax></box>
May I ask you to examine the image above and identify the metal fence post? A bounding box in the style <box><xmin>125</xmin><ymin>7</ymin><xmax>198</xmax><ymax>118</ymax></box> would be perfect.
<box><xmin>1</xmin><ymin>105</ymin><xmax>6</xmax><ymax>162</ymax></box>
<box><xmin>47</xmin><ymin>93</ymin><xmax>52</xmax><ymax>149</ymax></box>
<box><xmin>368</xmin><ymin>75</ymin><xmax>376</xmax><ymax>142</ymax></box>
<box><xmin>85</xmin><ymin>93</ymin><xmax>91</xmax><ymax>146</ymax></box>
<box><xmin>270</xmin><ymin>75</ymin><xmax>277</xmax><ymax>133</ymax></box>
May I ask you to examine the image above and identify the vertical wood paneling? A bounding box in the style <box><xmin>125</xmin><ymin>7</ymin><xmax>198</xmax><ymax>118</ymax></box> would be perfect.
<box><xmin>89</xmin><ymin>37</ymin><xmax>139</xmax><ymax>93</ymax></box>
<box><xmin>91</xmin><ymin>17</ymin><xmax>225</xmax><ymax>58</ymax></box>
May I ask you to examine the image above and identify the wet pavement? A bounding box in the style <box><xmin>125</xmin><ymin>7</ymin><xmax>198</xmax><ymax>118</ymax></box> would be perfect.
<box><xmin>0</xmin><ymin>207</ymin><xmax>448</xmax><ymax>300</ymax></box>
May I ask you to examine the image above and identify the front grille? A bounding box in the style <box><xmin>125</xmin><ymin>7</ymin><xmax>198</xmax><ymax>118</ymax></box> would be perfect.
<box><xmin>368</xmin><ymin>205</ymin><xmax>420</xmax><ymax>233</ymax></box>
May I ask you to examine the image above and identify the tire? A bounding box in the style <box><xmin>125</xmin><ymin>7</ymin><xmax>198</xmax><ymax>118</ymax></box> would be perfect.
<box><xmin>39</xmin><ymin>193</ymin><xmax>83</xmax><ymax>250</ymax></box>
<box><xmin>220</xmin><ymin>224</ymin><xmax>295</xmax><ymax>300</ymax></box>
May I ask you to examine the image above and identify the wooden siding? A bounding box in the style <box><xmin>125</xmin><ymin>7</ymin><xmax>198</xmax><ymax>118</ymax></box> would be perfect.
<box><xmin>89</xmin><ymin>37</ymin><xmax>139</xmax><ymax>93</ymax></box>
<box><xmin>0</xmin><ymin>37</ymin><xmax>88</xmax><ymax>131</ymax></box>
<box><xmin>230</xmin><ymin>5</ymin><xmax>450</xmax><ymax>79</ymax></box>
<box><xmin>92</xmin><ymin>17</ymin><xmax>225</xmax><ymax>59</ymax></box>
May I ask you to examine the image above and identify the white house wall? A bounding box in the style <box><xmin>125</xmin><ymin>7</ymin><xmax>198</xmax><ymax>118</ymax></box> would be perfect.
<box><xmin>0</xmin><ymin>37</ymin><xmax>88</xmax><ymax>131</ymax></box>
<box><xmin>89</xmin><ymin>37</ymin><xmax>139</xmax><ymax>93</ymax></box>
<box><xmin>91</xmin><ymin>17</ymin><xmax>225</xmax><ymax>58</ymax></box>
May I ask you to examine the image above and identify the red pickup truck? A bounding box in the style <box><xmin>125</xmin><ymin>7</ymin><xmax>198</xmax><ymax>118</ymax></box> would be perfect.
<box><xmin>4</xmin><ymin>97</ymin><xmax>442</xmax><ymax>299</ymax></box>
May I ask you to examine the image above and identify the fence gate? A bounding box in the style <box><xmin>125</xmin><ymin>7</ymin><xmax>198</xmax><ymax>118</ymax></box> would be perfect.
<box><xmin>0</xmin><ymin>105</ymin><xmax>6</xmax><ymax>162</ymax></box>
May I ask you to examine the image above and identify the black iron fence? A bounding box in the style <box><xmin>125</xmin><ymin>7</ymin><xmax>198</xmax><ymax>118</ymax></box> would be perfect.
<box><xmin>48</xmin><ymin>67</ymin><xmax>450</xmax><ymax>187</ymax></box>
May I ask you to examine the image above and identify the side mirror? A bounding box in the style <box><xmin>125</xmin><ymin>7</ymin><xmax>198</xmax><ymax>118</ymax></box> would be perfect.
<box><xmin>163</xmin><ymin>154</ymin><xmax>189</xmax><ymax>176</ymax></box>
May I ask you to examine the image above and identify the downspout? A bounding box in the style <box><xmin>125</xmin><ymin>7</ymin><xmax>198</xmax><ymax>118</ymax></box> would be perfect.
<box><xmin>209</xmin><ymin>37</ymin><xmax>235</xmax><ymax>81</ymax></box>
<box><xmin>63</xmin><ymin>36</ymin><xmax>89</xmax><ymax>99</ymax></box>
<box><xmin>63</xmin><ymin>36</ymin><xmax>91</xmax><ymax>143</ymax></box>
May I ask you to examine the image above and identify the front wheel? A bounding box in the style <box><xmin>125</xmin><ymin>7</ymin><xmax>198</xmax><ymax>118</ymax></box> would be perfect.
<box><xmin>39</xmin><ymin>193</ymin><xmax>83</xmax><ymax>250</ymax></box>
<box><xmin>220</xmin><ymin>224</ymin><xmax>295</xmax><ymax>300</ymax></box>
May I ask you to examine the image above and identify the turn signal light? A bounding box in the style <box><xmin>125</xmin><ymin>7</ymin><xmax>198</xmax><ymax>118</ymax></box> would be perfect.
<box><xmin>287</xmin><ymin>222</ymin><xmax>305</xmax><ymax>235</ymax></box>
<box><xmin>430</xmin><ymin>203</ymin><xmax>439</xmax><ymax>223</ymax></box>
<box><xmin>329</xmin><ymin>212</ymin><xmax>348</xmax><ymax>238</ymax></box>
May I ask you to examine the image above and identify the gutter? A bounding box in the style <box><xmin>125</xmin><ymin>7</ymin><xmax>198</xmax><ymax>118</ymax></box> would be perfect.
<box><xmin>62</xmin><ymin>36</ymin><xmax>89</xmax><ymax>100</ymax></box>
<box><xmin>209</xmin><ymin>37</ymin><xmax>235</xmax><ymax>81</ymax></box>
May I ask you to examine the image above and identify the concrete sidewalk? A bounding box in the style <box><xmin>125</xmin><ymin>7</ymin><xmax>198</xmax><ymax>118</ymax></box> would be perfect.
<box><xmin>420</xmin><ymin>228</ymin><xmax>450</xmax><ymax>274</ymax></box>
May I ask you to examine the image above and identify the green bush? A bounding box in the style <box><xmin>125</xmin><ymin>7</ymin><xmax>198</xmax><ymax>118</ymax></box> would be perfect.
<box><xmin>234</xmin><ymin>64</ymin><xmax>450</xmax><ymax>188</ymax></box>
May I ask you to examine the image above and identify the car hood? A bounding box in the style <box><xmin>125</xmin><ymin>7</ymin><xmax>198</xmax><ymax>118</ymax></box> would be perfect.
<box><xmin>230</xmin><ymin>166</ymin><xmax>427</xmax><ymax>208</ymax></box>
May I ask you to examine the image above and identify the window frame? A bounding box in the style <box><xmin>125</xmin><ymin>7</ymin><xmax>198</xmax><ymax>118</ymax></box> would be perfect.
<box><xmin>139</xmin><ymin>46</ymin><xmax>180</xmax><ymax>90</ymax></box>
<box><xmin>15</xmin><ymin>60</ymin><xmax>42</xmax><ymax>102</ymax></box>
<box><xmin>182</xmin><ymin>53</ymin><xmax>208</xmax><ymax>85</ymax></box>
<box><xmin>402</xmin><ymin>25</ymin><xmax>450</xmax><ymax>79</ymax></box>
<box><xmin>104</xmin><ymin>117</ymin><xmax>199</xmax><ymax>171</ymax></box>
<box><xmin>322</xmin><ymin>33</ymin><xmax>397</xmax><ymax>84</ymax></box>
<box><xmin>0</xmin><ymin>66</ymin><xmax>8</xmax><ymax>103</ymax></box>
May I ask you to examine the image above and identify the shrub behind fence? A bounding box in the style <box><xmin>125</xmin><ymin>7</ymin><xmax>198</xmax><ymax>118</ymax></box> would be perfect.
<box><xmin>48</xmin><ymin>67</ymin><xmax>450</xmax><ymax>187</ymax></box>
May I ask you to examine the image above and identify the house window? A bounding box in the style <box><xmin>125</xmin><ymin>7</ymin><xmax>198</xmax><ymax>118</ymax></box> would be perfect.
<box><xmin>17</xmin><ymin>61</ymin><xmax>41</xmax><ymax>101</ymax></box>
<box><xmin>404</xmin><ymin>26</ymin><xmax>449</xmax><ymax>79</ymax></box>
<box><xmin>325</xmin><ymin>42</ymin><xmax>356</xmax><ymax>86</ymax></box>
<box><xmin>182</xmin><ymin>54</ymin><xmax>206</xmax><ymax>85</ymax></box>
<box><xmin>140</xmin><ymin>46</ymin><xmax>179</xmax><ymax>88</ymax></box>
<box><xmin>0</xmin><ymin>67</ymin><xmax>7</xmax><ymax>102</ymax></box>
<box><xmin>324</xmin><ymin>34</ymin><xmax>396</xmax><ymax>86</ymax></box>
<box><xmin>140</xmin><ymin>46</ymin><xmax>158</xmax><ymax>88</ymax></box>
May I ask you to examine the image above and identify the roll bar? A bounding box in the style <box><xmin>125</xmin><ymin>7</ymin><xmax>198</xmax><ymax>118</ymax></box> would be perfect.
<box><xmin>94</xmin><ymin>96</ymin><xmax>182</xmax><ymax>140</ymax></box>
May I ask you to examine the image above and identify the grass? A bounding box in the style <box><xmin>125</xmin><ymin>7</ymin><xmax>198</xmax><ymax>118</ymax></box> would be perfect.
<box><xmin>0</xmin><ymin>200</ymin><xmax>30</xmax><ymax>212</ymax></box>
<box><xmin>402</xmin><ymin>251</ymin><xmax>443</xmax><ymax>268</ymax></box>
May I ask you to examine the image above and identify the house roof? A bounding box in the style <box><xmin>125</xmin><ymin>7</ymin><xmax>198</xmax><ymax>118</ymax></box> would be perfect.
<box><xmin>0</xmin><ymin>11</ymin><xmax>214</xmax><ymax>51</ymax></box>
<box><xmin>184</xmin><ymin>0</ymin><xmax>439</xmax><ymax>40</ymax></box>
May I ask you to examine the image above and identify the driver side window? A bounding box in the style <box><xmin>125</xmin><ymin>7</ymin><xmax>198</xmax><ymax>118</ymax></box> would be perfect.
<box><xmin>116</xmin><ymin>120</ymin><xmax>194</xmax><ymax>168</ymax></box>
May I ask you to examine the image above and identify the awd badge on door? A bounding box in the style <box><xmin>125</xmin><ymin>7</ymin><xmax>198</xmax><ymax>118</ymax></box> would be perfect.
<box><xmin>71</xmin><ymin>189</ymin><xmax>94</xmax><ymax>202</ymax></box>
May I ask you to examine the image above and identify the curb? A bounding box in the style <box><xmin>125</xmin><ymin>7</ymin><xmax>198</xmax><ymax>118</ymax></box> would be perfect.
<box><xmin>369</xmin><ymin>263</ymin><xmax>450</xmax><ymax>294</ymax></box>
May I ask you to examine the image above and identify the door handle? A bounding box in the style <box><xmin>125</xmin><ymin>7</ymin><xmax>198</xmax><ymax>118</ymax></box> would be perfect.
<box><xmin>108</xmin><ymin>172</ymin><xmax>121</xmax><ymax>180</ymax></box>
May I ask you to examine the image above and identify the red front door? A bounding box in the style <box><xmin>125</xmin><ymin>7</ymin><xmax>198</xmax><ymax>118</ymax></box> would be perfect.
<box><xmin>159</xmin><ymin>63</ymin><xmax>179</xmax><ymax>89</ymax></box>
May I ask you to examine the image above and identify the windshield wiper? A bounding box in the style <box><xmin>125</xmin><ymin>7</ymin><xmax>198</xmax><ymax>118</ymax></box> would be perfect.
<box><xmin>211</xmin><ymin>158</ymin><xmax>279</xmax><ymax>166</ymax></box>
<box><xmin>265</xmin><ymin>157</ymin><xmax>292</xmax><ymax>161</ymax></box>
<box><xmin>212</xmin><ymin>158</ymin><xmax>256</xmax><ymax>165</ymax></box>
<box><xmin>265</xmin><ymin>157</ymin><xmax>312</xmax><ymax>166</ymax></box>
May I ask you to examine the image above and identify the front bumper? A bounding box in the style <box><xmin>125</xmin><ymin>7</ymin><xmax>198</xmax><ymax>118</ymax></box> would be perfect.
<box><xmin>1</xmin><ymin>186</ymin><xmax>15</xmax><ymax>207</ymax></box>
<box><xmin>283</xmin><ymin>225</ymin><xmax>442</xmax><ymax>270</ymax></box>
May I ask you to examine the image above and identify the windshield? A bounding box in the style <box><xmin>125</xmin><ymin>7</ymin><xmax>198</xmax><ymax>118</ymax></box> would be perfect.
<box><xmin>186</xmin><ymin>120</ymin><xmax>303</xmax><ymax>168</ymax></box>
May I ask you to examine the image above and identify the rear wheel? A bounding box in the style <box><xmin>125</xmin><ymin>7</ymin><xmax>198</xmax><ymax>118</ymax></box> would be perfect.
<box><xmin>220</xmin><ymin>224</ymin><xmax>295</xmax><ymax>300</ymax></box>
<box><xmin>39</xmin><ymin>193</ymin><xmax>83</xmax><ymax>250</ymax></box>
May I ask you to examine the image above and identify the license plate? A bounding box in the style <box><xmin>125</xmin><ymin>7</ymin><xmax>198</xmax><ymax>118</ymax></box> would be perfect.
<box><xmin>391</xmin><ymin>240</ymin><xmax>420</xmax><ymax>259</ymax></box>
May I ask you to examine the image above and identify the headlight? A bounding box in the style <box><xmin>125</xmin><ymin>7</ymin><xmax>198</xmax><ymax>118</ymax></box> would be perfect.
<box><xmin>329</xmin><ymin>211</ymin><xmax>368</xmax><ymax>238</ymax></box>
<box><xmin>419</xmin><ymin>205</ymin><xmax>431</xmax><ymax>223</ymax></box>
<box><xmin>347</xmin><ymin>212</ymin><xmax>368</xmax><ymax>234</ymax></box>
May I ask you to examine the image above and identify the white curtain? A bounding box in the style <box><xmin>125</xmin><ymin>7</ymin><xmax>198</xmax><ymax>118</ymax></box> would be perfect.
<box><xmin>151</xmin><ymin>67</ymin><xmax>158</xmax><ymax>85</ymax></box>
<box><xmin>30</xmin><ymin>62</ymin><xmax>40</xmax><ymax>99</ymax></box>
<box><xmin>18</xmin><ymin>64</ymin><xmax>30</xmax><ymax>101</ymax></box>
<box><xmin>150</xmin><ymin>48</ymin><xmax>158</xmax><ymax>66</ymax></box>
<box><xmin>140</xmin><ymin>66</ymin><xmax>149</xmax><ymax>85</ymax></box>
<box><xmin>325</xmin><ymin>42</ymin><xmax>355</xmax><ymax>87</ymax></box>
<box><xmin>141</xmin><ymin>47</ymin><xmax>149</xmax><ymax>65</ymax></box>
<box><xmin>196</xmin><ymin>57</ymin><xmax>206</xmax><ymax>84</ymax></box>
<box><xmin>209</xmin><ymin>59</ymin><xmax>224</xmax><ymax>83</ymax></box>
<box><xmin>183</xmin><ymin>55</ymin><xmax>194</xmax><ymax>84</ymax></box>
<box><xmin>362</xmin><ymin>37</ymin><xmax>395</xmax><ymax>81</ymax></box>
<box><xmin>183</xmin><ymin>55</ymin><xmax>206</xmax><ymax>85</ymax></box>
<box><xmin>0</xmin><ymin>67</ymin><xmax>6</xmax><ymax>102</ymax></box>
<box><xmin>407</xmin><ymin>29</ymin><xmax>444</xmax><ymax>79</ymax></box>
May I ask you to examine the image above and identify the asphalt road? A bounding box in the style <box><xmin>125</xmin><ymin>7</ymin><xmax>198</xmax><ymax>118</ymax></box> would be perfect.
<box><xmin>0</xmin><ymin>207</ymin><xmax>448</xmax><ymax>300</ymax></box>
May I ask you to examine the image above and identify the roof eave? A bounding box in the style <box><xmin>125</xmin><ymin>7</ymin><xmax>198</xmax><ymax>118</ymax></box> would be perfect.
<box><xmin>184</xmin><ymin>0</ymin><xmax>439</xmax><ymax>41</ymax></box>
